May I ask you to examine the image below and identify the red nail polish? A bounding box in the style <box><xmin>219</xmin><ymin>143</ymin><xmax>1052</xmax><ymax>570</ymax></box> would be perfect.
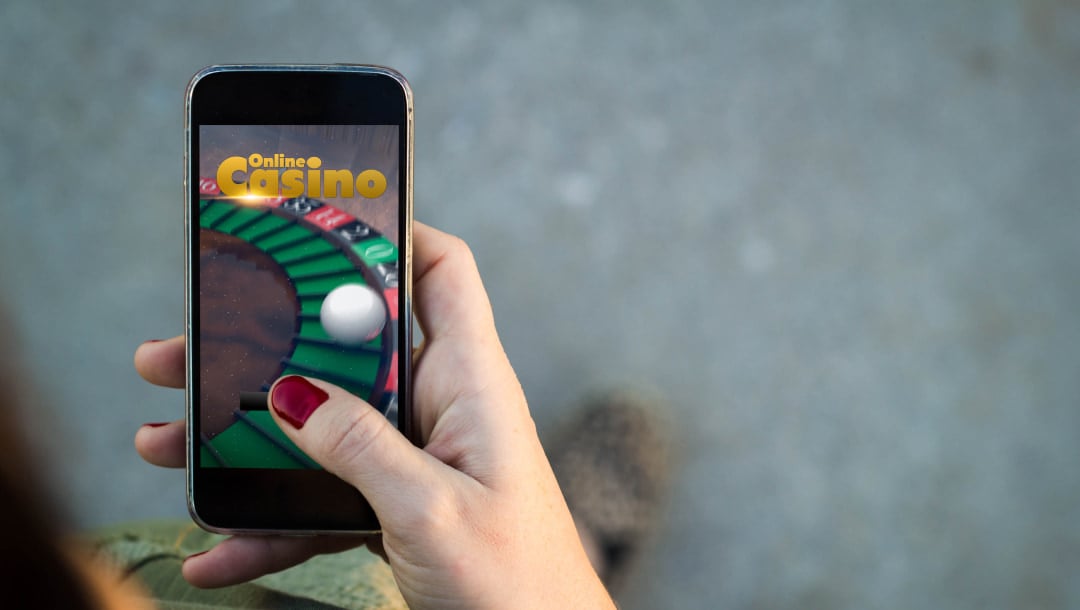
<box><xmin>185</xmin><ymin>550</ymin><xmax>208</xmax><ymax>562</ymax></box>
<box><xmin>271</xmin><ymin>376</ymin><xmax>329</xmax><ymax>429</ymax></box>
<box><xmin>143</xmin><ymin>422</ymin><xmax>170</xmax><ymax>428</ymax></box>
<box><xmin>145</xmin><ymin>339</ymin><xmax>163</xmax><ymax>343</ymax></box>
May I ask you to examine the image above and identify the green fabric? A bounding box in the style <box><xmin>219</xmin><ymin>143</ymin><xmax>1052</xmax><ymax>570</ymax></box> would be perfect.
<box><xmin>87</xmin><ymin>520</ymin><xmax>407</xmax><ymax>610</ymax></box>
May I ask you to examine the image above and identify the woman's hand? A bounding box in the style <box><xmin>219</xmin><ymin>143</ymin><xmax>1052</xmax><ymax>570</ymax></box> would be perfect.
<box><xmin>133</xmin><ymin>222</ymin><xmax>614</xmax><ymax>609</ymax></box>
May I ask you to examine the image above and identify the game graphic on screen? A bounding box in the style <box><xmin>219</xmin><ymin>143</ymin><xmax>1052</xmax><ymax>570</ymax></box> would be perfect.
<box><xmin>197</xmin><ymin>124</ymin><xmax>400</xmax><ymax>470</ymax></box>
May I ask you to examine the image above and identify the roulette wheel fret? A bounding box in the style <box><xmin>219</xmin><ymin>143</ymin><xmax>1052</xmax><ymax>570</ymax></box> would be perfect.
<box><xmin>288</xmin><ymin>340</ymin><xmax>382</xmax><ymax>379</ymax></box>
<box><xmin>276</xmin><ymin>249</ymin><xmax>342</xmax><ymax>269</ymax></box>
<box><xmin>283</xmin><ymin>256</ymin><xmax>355</xmax><ymax>279</ymax></box>
<box><xmin>272</xmin><ymin>240</ymin><xmax>338</xmax><ymax>266</ymax></box>
<box><xmin>297</xmin><ymin>290</ymin><xmax>331</xmax><ymax>300</ymax></box>
<box><xmin>294</xmin><ymin>334</ymin><xmax>382</xmax><ymax>354</ymax></box>
<box><xmin>199</xmin><ymin>200</ymin><xmax>234</xmax><ymax>227</ymax></box>
<box><xmin>245</xmin><ymin>217</ymin><xmax>296</xmax><ymax>244</ymax></box>
<box><xmin>205</xmin><ymin>410</ymin><xmax>312</xmax><ymax>469</ymax></box>
<box><xmin>280</xmin><ymin>358</ymin><xmax>375</xmax><ymax>395</ymax></box>
<box><xmin>215</xmin><ymin>206</ymin><xmax>270</xmax><ymax>235</ymax></box>
<box><xmin>298</xmin><ymin>299</ymin><xmax>327</xmax><ymax>317</ymax></box>
<box><xmin>293</xmin><ymin>274</ymin><xmax>353</xmax><ymax>297</ymax></box>
<box><xmin>199</xmin><ymin>433</ymin><xmax>230</xmax><ymax>467</ymax></box>
<box><xmin>235</xmin><ymin>214</ymin><xmax>289</xmax><ymax>242</ymax></box>
<box><xmin>227</xmin><ymin>208</ymin><xmax>274</xmax><ymax>236</ymax></box>
<box><xmin>232</xmin><ymin>410</ymin><xmax>320</xmax><ymax>469</ymax></box>
<box><xmin>207</xmin><ymin>204</ymin><xmax>242</xmax><ymax>231</ymax></box>
<box><xmin>265</xmin><ymin>232</ymin><xmax>321</xmax><ymax>255</ymax></box>
<box><xmin>254</xmin><ymin>224</ymin><xmax>314</xmax><ymax>251</ymax></box>
<box><xmin>297</xmin><ymin>317</ymin><xmax>380</xmax><ymax>348</ymax></box>
<box><xmin>289</xmin><ymin>267</ymin><xmax>366</xmax><ymax>282</ymax></box>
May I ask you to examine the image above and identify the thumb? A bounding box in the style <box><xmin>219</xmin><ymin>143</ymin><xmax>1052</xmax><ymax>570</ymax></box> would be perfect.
<box><xmin>267</xmin><ymin>375</ymin><xmax>440</xmax><ymax>514</ymax></box>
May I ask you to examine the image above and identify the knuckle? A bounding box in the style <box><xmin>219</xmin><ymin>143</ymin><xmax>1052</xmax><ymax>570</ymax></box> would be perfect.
<box><xmin>397</xmin><ymin>485</ymin><xmax>461</xmax><ymax>535</ymax></box>
<box><xmin>320</xmin><ymin>406</ymin><xmax>386</xmax><ymax>469</ymax></box>
<box><xmin>443</xmin><ymin>235</ymin><xmax>476</xmax><ymax>266</ymax></box>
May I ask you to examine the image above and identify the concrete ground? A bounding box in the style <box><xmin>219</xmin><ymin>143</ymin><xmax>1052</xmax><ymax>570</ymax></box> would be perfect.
<box><xmin>2</xmin><ymin>1</ymin><xmax>1079</xmax><ymax>608</ymax></box>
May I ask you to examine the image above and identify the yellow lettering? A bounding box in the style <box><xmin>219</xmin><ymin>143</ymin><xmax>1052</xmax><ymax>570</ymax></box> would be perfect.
<box><xmin>355</xmin><ymin>169</ymin><xmax>387</xmax><ymax>199</ymax></box>
<box><xmin>249</xmin><ymin>169</ymin><xmax>279</xmax><ymax>197</ymax></box>
<box><xmin>323</xmin><ymin>170</ymin><xmax>353</xmax><ymax>198</ymax></box>
<box><xmin>215</xmin><ymin>154</ymin><xmax>388</xmax><ymax>200</ymax></box>
<box><xmin>280</xmin><ymin>169</ymin><xmax>305</xmax><ymax>197</ymax></box>
<box><xmin>307</xmin><ymin>168</ymin><xmax>321</xmax><ymax>198</ymax></box>
<box><xmin>217</xmin><ymin>156</ymin><xmax>248</xmax><ymax>197</ymax></box>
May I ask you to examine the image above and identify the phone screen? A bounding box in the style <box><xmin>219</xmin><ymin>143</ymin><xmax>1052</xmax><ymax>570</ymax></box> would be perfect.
<box><xmin>196</xmin><ymin>125</ymin><xmax>401</xmax><ymax>470</ymax></box>
<box><xmin>186</xmin><ymin>67</ymin><xmax>411</xmax><ymax>532</ymax></box>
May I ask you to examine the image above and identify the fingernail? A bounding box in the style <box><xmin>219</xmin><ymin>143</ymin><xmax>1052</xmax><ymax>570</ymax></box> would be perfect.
<box><xmin>145</xmin><ymin>339</ymin><xmax>163</xmax><ymax>344</ymax></box>
<box><xmin>142</xmin><ymin>422</ymin><xmax>170</xmax><ymax>428</ymax></box>
<box><xmin>271</xmin><ymin>376</ymin><xmax>329</xmax><ymax>429</ymax></box>
<box><xmin>184</xmin><ymin>550</ymin><xmax>208</xmax><ymax>563</ymax></box>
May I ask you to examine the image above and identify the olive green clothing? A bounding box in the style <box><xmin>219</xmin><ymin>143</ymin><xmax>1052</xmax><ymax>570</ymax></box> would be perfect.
<box><xmin>89</xmin><ymin>520</ymin><xmax>406</xmax><ymax>610</ymax></box>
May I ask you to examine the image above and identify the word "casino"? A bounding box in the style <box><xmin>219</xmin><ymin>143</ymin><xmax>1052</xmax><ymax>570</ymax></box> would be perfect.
<box><xmin>217</xmin><ymin>154</ymin><xmax>388</xmax><ymax>199</ymax></box>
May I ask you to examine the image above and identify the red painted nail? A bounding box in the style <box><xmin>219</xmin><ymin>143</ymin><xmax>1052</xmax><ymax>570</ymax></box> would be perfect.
<box><xmin>143</xmin><ymin>422</ymin><xmax>171</xmax><ymax>428</ymax></box>
<box><xmin>145</xmin><ymin>339</ymin><xmax>163</xmax><ymax>343</ymax></box>
<box><xmin>271</xmin><ymin>376</ymin><xmax>329</xmax><ymax>429</ymax></box>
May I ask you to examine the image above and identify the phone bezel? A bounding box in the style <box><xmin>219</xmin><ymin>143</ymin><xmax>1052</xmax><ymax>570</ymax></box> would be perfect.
<box><xmin>184</xmin><ymin>64</ymin><xmax>413</xmax><ymax>534</ymax></box>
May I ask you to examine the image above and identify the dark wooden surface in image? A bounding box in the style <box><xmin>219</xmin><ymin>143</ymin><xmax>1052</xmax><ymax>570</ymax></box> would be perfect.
<box><xmin>199</xmin><ymin>230</ymin><xmax>297</xmax><ymax>437</ymax></box>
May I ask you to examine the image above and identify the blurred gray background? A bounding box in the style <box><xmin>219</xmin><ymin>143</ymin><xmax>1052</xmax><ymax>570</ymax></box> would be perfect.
<box><xmin>2</xmin><ymin>1</ymin><xmax>1079</xmax><ymax>608</ymax></box>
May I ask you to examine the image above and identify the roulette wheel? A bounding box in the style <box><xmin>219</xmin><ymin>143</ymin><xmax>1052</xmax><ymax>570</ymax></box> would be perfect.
<box><xmin>196</xmin><ymin>178</ymin><xmax>399</xmax><ymax>469</ymax></box>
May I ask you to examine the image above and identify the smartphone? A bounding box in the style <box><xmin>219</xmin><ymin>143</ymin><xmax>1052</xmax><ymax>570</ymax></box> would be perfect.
<box><xmin>184</xmin><ymin>65</ymin><xmax>413</xmax><ymax>533</ymax></box>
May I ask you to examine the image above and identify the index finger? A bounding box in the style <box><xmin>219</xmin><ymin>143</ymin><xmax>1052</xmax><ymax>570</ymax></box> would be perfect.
<box><xmin>412</xmin><ymin>221</ymin><xmax>498</xmax><ymax>343</ymax></box>
<box><xmin>134</xmin><ymin>335</ymin><xmax>185</xmax><ymax>388</ymax></box>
